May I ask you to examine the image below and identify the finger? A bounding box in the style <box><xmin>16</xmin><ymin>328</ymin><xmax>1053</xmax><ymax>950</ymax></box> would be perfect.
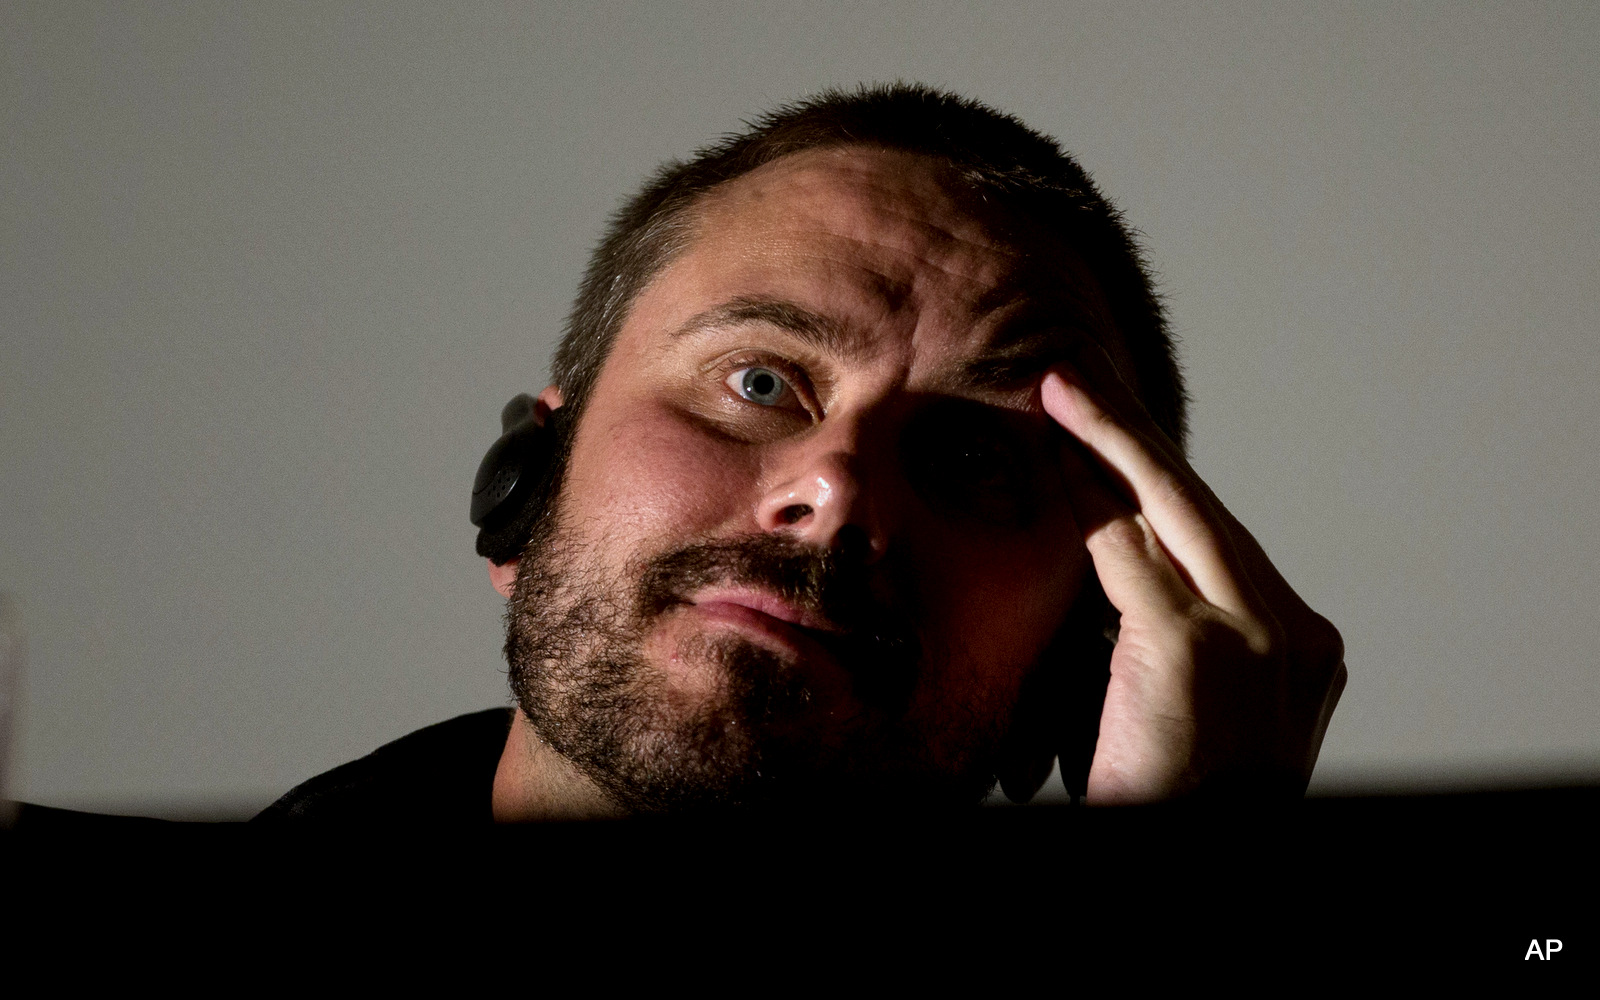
<box><xmin>1069</xmin><ymin>336</ymin><xmax>1185</xmax><ymax>464</ymax></box>
<box><xmin>1056</xmin><ymin>438</ymin><xmax>1198</xmax><ymax>621</ymax></box>
<box><xmin>1069</xmin><ymin>340</ymin><xmax>1314</xmax><ymax>621</ymax></box>
<box><xmin>1210</xmin><ymin>504</ymin><xmax>1315</xmax><ymax>620</ymax></box>
<box><xmin>1044</xmin><ymin>369</ymin><xmax>1262</xmax><ymax>618</ymax></box>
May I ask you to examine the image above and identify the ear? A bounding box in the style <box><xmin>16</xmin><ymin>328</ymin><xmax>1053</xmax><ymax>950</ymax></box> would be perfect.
<box><xmin>486</xmin><ymin>384</ymin><xmax>564</xmax><ymax>600</ymax></box>
<box><xmin>488</xmin><ymin>558</ymin><xmax>518</xmax><ymax>598</ymax></box>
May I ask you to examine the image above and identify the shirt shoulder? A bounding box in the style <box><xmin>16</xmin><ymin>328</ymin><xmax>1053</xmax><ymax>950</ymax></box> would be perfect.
<box><xmin>253</xmin><ymin>708</ymin><xmax>514</xmax><ymax>824</ymax></box>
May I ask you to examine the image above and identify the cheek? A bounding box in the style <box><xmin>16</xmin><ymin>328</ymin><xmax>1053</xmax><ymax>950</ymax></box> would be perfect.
<box><xmin>561</xmin><ymin>401</ymin><xmax>761</xmax><ymax>557</ymax></box>
<box><xmin>909</xmin><ymin>510</ymin><xmax>1089</xmax><ymax>707</ymax></box>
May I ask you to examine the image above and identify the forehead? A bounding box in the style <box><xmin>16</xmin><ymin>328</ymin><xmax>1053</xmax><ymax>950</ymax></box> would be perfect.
<box><xmin>626</xmin><ymin>146</ymin><xmax>1119</xmax><ymax>390</ymax></box>
<box><xmin>697</xmin><ymin>147</ymin><xmax>1018</xmax><ymax>288</ymax></box>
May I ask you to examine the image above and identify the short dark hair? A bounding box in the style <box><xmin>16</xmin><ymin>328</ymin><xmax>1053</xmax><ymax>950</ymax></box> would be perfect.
<box><xmin>553</xmin><ymin>82</ymin><xmax>1187</xmax><ymax>448</ymax></box>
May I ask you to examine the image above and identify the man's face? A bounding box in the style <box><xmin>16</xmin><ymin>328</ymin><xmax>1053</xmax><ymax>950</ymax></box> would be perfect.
<box><xmin>506</xmin><ymin>146</ymin><xmax>1120</xmax><ymax>811</ymax></box>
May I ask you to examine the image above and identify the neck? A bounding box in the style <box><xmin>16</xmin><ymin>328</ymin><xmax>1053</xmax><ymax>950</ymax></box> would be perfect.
<box><xmin>492</xmin><ymin>708</ymin><xmax>624</xmax><ymax>821</ymax></box>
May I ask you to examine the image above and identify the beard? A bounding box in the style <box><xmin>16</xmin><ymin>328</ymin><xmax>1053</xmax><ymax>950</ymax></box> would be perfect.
<box><xmin>501</xmin><ymin>486</ymin><xmax>1009</xmax><ymax>815</ymax></box>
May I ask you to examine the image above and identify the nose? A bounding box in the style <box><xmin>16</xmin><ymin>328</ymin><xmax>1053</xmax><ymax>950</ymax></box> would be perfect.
<box><xmin>756</xmin><ymin>427</ymin><xmax>887</xmax><ymax>564</ymax></box>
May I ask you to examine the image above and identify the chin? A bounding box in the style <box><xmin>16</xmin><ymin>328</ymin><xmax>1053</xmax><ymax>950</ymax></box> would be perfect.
<box><xmin>649</xmin><ymin>609</ymin><xmax>872</xmax><ymax>737</ymax></box>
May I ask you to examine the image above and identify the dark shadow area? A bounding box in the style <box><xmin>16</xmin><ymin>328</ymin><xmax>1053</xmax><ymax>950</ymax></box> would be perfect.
<box><xmin>6</xmin><ymin>786</ymin><xmax>1593</xmax><ymax>966</ymax></box>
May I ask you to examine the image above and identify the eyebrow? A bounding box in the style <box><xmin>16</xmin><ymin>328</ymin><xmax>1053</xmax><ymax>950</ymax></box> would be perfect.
<box><xmin>953</xmin><ymin>339</ymin><xmax>1062</xmax><ymax>392</ymax></box>
<box><xmin>670</xmin><ymin>296</ymin><xmax>875</xmax><ymax>361</ymax></box>
<box><xmin>949</xmin><ymin>304</ymin><xmax>1106</xmax><ymax>393</ymax></box>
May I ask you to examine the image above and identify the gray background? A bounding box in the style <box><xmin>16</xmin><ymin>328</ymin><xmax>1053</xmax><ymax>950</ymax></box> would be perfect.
<box><xmin>4</xmin><ymin>1</ymin><xmax>1596</xmax><ymax>817</ymax></box>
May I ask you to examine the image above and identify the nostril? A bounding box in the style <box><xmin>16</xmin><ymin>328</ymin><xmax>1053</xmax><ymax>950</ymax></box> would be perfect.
<box><xmin>780</xmin><ymin>504</ymin><xmax>812</xmax><ymax>525</ymax></box>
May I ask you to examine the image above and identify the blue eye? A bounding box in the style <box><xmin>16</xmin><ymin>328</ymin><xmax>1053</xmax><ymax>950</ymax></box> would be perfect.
<box><xmin>729</xmin><ymin>366</ymin><xmax>790</xmax><ymax>406</ymax></box>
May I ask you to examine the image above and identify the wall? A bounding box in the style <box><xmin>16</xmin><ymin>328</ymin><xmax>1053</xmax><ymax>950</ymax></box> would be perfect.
<box><xmin>4</xmin><ymin>1</ymin><xmax>1597</xmax><ymax>814</ymax></box>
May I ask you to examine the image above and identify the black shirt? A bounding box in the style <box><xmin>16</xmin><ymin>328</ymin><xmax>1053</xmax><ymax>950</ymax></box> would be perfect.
<box><xmin>252</xmin><ymin>708</ymin><xmax>512</xmax><ymax>823</ymax></box>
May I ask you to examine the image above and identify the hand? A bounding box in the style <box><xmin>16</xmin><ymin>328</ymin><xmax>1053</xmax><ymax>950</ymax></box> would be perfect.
<box><xmin>1041</xmin><ymin>342</ymin><xmax>1347</xmax><ymax>803</ymax></box>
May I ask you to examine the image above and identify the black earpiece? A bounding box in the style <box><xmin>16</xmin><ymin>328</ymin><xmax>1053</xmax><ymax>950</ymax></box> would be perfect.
<box><xmin>471</xmin><ymin>394</ymin><xmax>572</xmax><ymax>564</ymax></box>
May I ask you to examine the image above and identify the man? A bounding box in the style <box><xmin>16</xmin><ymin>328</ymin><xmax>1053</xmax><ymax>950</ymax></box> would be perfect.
<box><xmin>258</xmin><ymin>84</ymin><xmax>1345</xmax><ymax>822</ymax></box>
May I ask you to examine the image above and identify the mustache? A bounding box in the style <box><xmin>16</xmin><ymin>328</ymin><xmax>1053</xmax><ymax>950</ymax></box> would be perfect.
<box><xmin>633</xmin><ymin>535</ymin><xmax>923</xmax><ymax>707</ymax></box>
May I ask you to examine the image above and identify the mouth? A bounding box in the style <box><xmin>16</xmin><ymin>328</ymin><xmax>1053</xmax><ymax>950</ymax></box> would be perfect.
<box><xmin>690</xmin><ymin>587</ymin><xmax>839</xmax><ymax>631</ymax></box>
<box><xmin>632</xmin><ymin>538</ymin><xmax>924</xmax><ymax>714</ymax></box>
<box><xmin>683</xmin><ymin>587</ymin><xmax>846</xmax><ymax>663</ymax></box>
<box><xmin>640</xmin><ymin>582</ymin><xmax>923</xmax><ymax>723</ymax></box>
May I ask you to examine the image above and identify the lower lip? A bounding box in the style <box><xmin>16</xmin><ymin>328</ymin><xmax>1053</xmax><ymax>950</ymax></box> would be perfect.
<box><xmin>685</xmin><ymin>601</ymin><xmax>838</xmax><ymax>661</ymax></box>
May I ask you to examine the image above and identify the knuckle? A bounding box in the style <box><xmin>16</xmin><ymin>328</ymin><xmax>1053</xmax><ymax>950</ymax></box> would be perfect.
<box><xmin>1259</xmin><ymin>613</ymin><xmax>1289</xmax><ymax>656</ymax></box>
<box><xmin>1297</xmin><ymin>610</ymin><xmax>1345</xmax><ymax>670</ymax></box>
<box><xmin>1098</xmin><ymin>515</ymin><xmax>1151</xmax><ymax>554</ymax></box>
<box><xmin>1178</xmin><ymin>603</ymin><xmax>1229</xmax><ymax>651</ymax></box>
<box><xmin>1185</xmin><ymin>604</ymin><xmax>1283</xmax><ymax>664</ymax></box>
<box><xmin>1239</xmin><ymin>620</ymin><xmax>1284</xmax><ymax>663</ymax></box>
<box><xmin>1152</xmin><ymin>466</ymin><xmax>1212</xmax><ymax>520</ymax></box>
<box><xmin>1147</xmin><ymin>468</ymin><xmax>1194</xmax><ymax>514</ymax></box>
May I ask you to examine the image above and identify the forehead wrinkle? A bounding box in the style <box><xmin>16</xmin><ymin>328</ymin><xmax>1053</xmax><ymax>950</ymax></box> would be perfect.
<box><xmin>789</xmin><ymin>225</ymin><xmax>1023</xmax><ymax>354</ymax></box>
<box><xmin>669</xmin><ymin>147</ymin><xmax>1115</xmax><ymax>395</ymax></box>
<box><xmin>722</xmin><ymin>225</ymin><xmax>1018</xmax><ymax>367</ymax></box>
<box><xmin>782</xmin><ymin>232</ymin><xmax>1063</xmax><ymax>399</ymax></box>
<box><xmin>827</xmin><ymin>202</ymin><xmax>1024</xmax><ymax>300</ymax></box>
<box><xmin>916</xmin><ymin>287</ymin><xmax>1115</xmax><ymax>402</ymax></box>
